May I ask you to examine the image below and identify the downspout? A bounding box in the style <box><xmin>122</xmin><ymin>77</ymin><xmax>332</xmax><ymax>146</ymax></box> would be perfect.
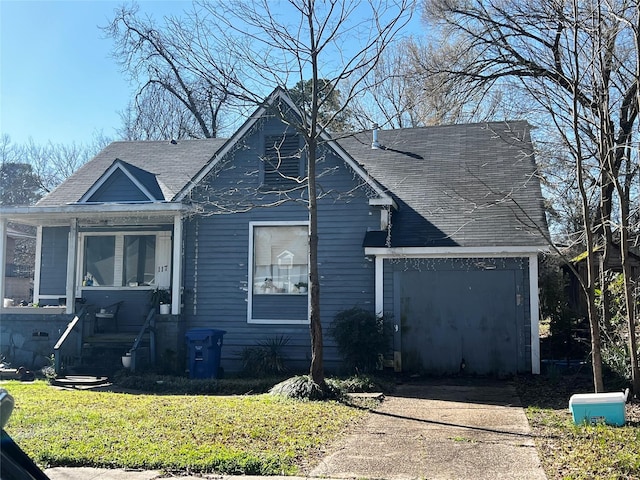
<box><xmin>529</xmin><ymin>253</ymin><xmax>541</xmax><ymax>374</ymax></box>
<box><xmin>171</xmin><ymin>214</ymin><xmax>183</xmax><ymax>315</ymax></box>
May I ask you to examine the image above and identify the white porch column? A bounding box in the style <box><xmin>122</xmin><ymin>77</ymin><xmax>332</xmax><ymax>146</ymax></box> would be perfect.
<box><xmin>0</xmin><ymin>218</ymin><xmax>7</xmax><ymax>302</ymax></box>
<box><xmin>375</xmin><ymin>256</ymin><xmax>384</xmax><ymax>317</ymax></box>
<box><xmin>33</xmin><ymin>226</ymin><xmax>43</xmax><ymax>304</ymax></box>
<box><xmin>65</xmin><ymin>219</ymin><xmax>78</xmax><ymax>314</ymax></box>
<box><xmin>171</xmin><ymin>214</ymin><xmax>183</xmax><ymax>315</ymax></box>
<box><xmin>529</xmin><ymin>253</ymin><xmax>541</xmax><ymax>374</ymax></box>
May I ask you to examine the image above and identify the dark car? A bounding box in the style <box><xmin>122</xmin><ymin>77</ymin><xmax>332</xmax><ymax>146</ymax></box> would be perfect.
<box><xmin>1</xmin><ymin>388</ymin><xmax>50</xmax><ymax>480</ymax></box>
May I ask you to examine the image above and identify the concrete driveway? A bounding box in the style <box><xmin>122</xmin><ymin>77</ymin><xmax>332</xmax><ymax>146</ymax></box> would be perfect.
<box><xmin>309</xmin><ymin>379</ymin><xmax>547</xmax><ymax>480</ymax></box>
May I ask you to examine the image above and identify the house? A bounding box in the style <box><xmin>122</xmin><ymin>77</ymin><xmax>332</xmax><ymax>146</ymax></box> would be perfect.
<box><xmin>3</xmin><ymin>226</ymin><xmax>35</xmax><ymax>304</ymax></box>
<box><xmin>0</xmin><ymin>89</ymin><xmax>549</xmax><ymax>376</ymax></box>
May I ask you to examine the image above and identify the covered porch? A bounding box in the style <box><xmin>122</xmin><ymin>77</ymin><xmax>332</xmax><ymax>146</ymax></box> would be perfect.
<box><xmin>0</xmin><ymin>203</ymin><xmax>191</xmax><ymax>375</ymax></box>
<box><xmin>0</xmin><ymin>202</ymin><xmax>189</xmax><ymax>316</ymax></box>
<box><xmin>0</xmin><ymin>306</ymin><xmax>185</xmax><ymax>376</ymax></box>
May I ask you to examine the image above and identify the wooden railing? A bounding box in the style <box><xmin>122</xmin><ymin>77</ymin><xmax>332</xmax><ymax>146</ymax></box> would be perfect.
<box><xmin>128</xmin><ymin>308</ymin><xmax>156</xmax><ymax>372</ymax></box>
<box><xmin>53</xmin><ymin>307</ymin><xmax>87</xmax><ymax>375</ymax></box>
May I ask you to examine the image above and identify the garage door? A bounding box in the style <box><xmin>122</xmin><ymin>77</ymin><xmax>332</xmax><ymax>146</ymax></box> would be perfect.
<box><xmin>398</xmin><ymin>266</ymin><xmax>524</xmax><ymax>375</ymax></box>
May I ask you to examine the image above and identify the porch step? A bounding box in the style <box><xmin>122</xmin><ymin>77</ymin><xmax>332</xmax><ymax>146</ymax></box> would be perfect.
<box><xmin>84</xmin><ymin>333</ymin><xmax>146</xmax><ymax>346</ymax></box>
<box><xmin>51</xmin><ymin>375</ymin><xmax>111</xmax><ymax>389</ymax></box>
<box><xmin>81</xmin><ymin>334</ymin><xmax>151</xmax><ymax>376</ymax></box>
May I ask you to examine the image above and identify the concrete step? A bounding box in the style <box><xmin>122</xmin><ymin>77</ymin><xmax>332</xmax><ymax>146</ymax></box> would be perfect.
<box><xmin>84</xmin><ymin>333</ymin><xmax>148</xmax><ymax>346</ymax></box>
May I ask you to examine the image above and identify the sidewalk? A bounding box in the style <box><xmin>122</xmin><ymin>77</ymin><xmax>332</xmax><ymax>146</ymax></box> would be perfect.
<box><xmin>45</xmin><ymin>379</ymin><xmax>546</xmax><ymax>480</ymax></box>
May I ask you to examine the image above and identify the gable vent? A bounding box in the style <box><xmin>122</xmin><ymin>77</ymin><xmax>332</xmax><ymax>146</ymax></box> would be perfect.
<box><xmin>263</xmin><ymin>135</ymin><xmax>302</xmax><ymax>188</ymax></box>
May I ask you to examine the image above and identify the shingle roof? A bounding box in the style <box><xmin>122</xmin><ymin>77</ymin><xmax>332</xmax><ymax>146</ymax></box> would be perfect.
<box><xmin>36</xmin><ymin>139</ymin><xmax>226</xmax><ymax>206</ymax></box>
<box><xmin>336</xmin><ymin>121</ymin><xmax>548</xmax><ymax>248</ymax></box>
<box><xmin>35</xmin><ymin>122</ymin><xmax>548</xmax><ymax>249</ymax></box>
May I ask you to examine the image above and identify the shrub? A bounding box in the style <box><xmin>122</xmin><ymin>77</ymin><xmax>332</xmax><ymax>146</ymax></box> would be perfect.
<box><xmin>240</xmin><ymin>336</ymin><xmax>289</xmax><ymax>376</ymax></box>
<box><xmin>330</xmin><ymin>307</ymin><xmax>391</xmax><ymax>374</ymax></box>
<box><xmin>330</xmin><ymin>374</ymin><xmax>394</xmax><ymax>394</ymax></box>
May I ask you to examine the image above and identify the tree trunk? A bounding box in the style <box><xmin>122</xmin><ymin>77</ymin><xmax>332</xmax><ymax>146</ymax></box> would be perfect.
<box><xmin>620</xmin><ymin>240</ymin><xmax>640</xmax><ymax>396</ymax></box>
<box><xmin>308</xmin><ymin>144</ymin><xmax>324</xmax><ymax>386</ymax></box>
<box><xmin>307</xmin><ymin>54</ymin><xmax>325</xmax><ymax>387</ymax></box>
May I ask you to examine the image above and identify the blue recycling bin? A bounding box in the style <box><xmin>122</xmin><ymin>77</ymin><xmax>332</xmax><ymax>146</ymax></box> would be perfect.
<box><xmin>185</xmin><ymin>328</ymin><xmax>226</xmax><ymax>379</ymax></box>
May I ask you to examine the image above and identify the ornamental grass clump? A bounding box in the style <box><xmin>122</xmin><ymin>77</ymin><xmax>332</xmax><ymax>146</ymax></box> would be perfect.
<box><xmin>240</xmin><ymin>336</ymin><xmax>289</xmax><ymax>376</ymax></box>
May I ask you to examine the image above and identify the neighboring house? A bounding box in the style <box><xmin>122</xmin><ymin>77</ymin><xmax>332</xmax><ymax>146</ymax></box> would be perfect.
<box><xmin>3</xmin><ymin>226</ymin><xmax>35</xmax><ymax>304</ymax></box>
<box><xmin>0</xmin><ymin>89</ymin><xmax>549</xmax><ymax>375</ymax></box>
<box><xmin>566</xmin><ymin>243</ymin><xmax>640</xmax><ymax>320</ymax></box>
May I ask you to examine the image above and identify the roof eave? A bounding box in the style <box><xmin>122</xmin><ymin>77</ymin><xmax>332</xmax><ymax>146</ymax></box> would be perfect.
<box><xmin>365</xmin><ymin>245</ymin><xmax>550</xmax><ymax>257</ymax></box>
<box><xmin>0</xmin><ymin>202</ymin><xmax>192</xmax><ymax>226</ymax></box>
<box><xmin>369</xmin><ymin>197</ymin><xmax>397</xmax><ymax>209</ymax></box>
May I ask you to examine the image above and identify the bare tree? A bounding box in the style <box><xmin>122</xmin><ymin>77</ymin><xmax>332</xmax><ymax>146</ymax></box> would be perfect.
<box><xmin>103</xmin><ymin>3</ymin><xmax>235</xmax><ymax>139</ymax></box>
<box><xmin>160</xmin><ymin>0</ymin><xmax>413</xmax><ymax>389</ymax></box>
<box><xmin>118</xmin><ymin>83</ymin><xmax>212</xmax><ymax>140</ymax></box>
<box><xmin>22</xmin><ymin>134</ymin><xmax>111</xmax><ymax>194</ymax></box>
<box><xmin>422</xmin><ymin>0</ymin><xmax>640</xmax><ymax>393</ymax></box>
<box><xmin>350</xmin><ymin>37</ymin><xmax>507</xmax><ymax>130</ymax></box>
<box><xmin>0</xmin><ymin>134</ymin><xmax>21</xmax><ymax>166</ymax></box>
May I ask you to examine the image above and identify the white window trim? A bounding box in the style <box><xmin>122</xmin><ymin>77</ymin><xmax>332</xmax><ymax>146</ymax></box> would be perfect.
<box><xmin>247</xmin><ymin>221</ymin><xmax>310</xmax><ymax>324</ymax></box>
<box><xmin>76</xmin><ymin>230</ymin><xmax>171</xmax><ymax>295</ymax></box>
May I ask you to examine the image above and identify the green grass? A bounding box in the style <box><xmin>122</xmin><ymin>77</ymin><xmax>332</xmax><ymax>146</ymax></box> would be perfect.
<box><xmin>517</xmin><ymin>375</ymin><xmax>640</xmax><ymax>480</ymax></box>
<box><xmin>2</xmin><ymin>380</ymin><xmax>367</xmax><ymax>475</ymax></box>
<box><xmin>526</xmin><ymin>407</ymin><xmax>640</xmax><ymax>479</ymax></box>
<box><xmin>6</xmin><ymin>374</ymin><xmax>638</xmax><ymax>478</ymax></box>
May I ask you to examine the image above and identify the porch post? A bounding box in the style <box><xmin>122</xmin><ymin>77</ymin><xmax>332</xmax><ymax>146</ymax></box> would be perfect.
<box><xmin>171</xmin><ymin>214</ymin><xmax>182</xmax><ymax>315</ymax></box>
<box><xmin>0</xmin><ymin>218</ymin><xmax>6</xmax><ymax>302</ymax></box>
<box><xmin>375</xmin><ymin>256</ymin><xmax>384</xmax><ymax>317</ymax></box>
<box><xmin>529</xmin><ymin>253</ymin><xmax>541</xmax><ymax>374</ymax></box>
<box><xmin>33</xmin><ymin>226</ymin><xmax>43</xmax><ymax>304</ymax></box>
<box><xmin>65</xmin><ymin>219</ymin><xmax>78</xmax><ymax>314</ymax></box>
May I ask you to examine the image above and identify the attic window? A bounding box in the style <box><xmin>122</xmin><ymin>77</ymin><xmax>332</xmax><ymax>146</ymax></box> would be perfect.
<box><xmin>262</xmin><ymin>135</ymin><xmax>303</xmax><ymax>189</ymax></box>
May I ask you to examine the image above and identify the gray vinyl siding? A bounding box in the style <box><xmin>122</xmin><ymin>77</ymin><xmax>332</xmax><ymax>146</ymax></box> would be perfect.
<box><xmin>87</xmin><ymin>169</ymin><xmax>148</xmax><ymax>202</ymax></box>
<box><xmin>39</xmin><ymin>226</ymin><xmax>69</xmax><ymax>296</ymax></box>
<box><xmin>181</xmin><ymin>119</ymin><xmax>380</xmax><ymax>373</ymax></box>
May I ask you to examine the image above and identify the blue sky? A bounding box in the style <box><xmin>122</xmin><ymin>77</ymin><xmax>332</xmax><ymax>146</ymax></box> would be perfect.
<box><xmin>1</xmin><ymin>0</ymin><xmax>420</xmax><ymax>147</ymax></box>
<box><xmin>0</xmin><ymin>0</ymin><xmax>192</xmax><ymax>146</ymax></box>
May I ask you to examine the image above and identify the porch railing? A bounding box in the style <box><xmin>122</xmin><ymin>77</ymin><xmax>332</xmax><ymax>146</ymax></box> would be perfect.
<box><xmin>128</xmin><ymin>308</ymin><xmax>156</xmax><ymax>372</ymax></box>
<box><xmin>53</xmin><ymin>307</ymin><xmax>87</xmax><ymax>375</ymax></box>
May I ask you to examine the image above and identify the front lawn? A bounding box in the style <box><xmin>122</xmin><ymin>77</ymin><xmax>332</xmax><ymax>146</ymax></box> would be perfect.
<box><xmin>5</xmin><ymin>375</ymin><xmax>639</xmax><ymax>478</ymax></box>
<box><xmin>3</xmin><ymin>380</ymin><xmax>366</xmax><ymax>475</ymax></box>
